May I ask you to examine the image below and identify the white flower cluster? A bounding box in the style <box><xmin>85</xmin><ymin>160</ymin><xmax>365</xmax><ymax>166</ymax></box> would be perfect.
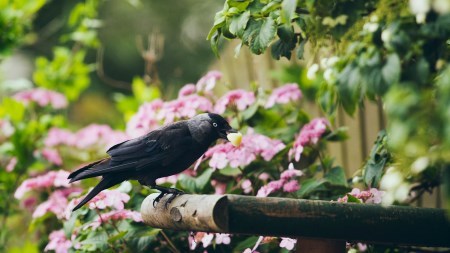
<box><xmin>409</xmin><ymin>0</ymin><xmax>450</xmax><ymax>24</ymax></box>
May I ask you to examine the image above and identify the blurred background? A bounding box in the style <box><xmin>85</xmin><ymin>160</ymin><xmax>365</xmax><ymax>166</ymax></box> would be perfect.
<box><xmin>1</xmin><ymin>0</ymin><xmax>223</xmax><ymax>126</ymax></box>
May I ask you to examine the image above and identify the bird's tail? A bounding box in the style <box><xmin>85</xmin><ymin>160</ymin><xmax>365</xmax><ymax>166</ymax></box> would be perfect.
<box><xmin>72</xmin><ymin>176</ymin><xmax>123</xmax><ymax>211</ymax></box>
<box><xmin>68</xmin><ymin>158</ymin><xmax>110</xmax><ymax>183</ymax></box>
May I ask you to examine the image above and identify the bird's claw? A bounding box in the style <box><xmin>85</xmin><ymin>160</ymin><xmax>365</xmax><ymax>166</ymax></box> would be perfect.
<box><xmin>153</xmin><ymin>192</ymin><xmax>166</xmax><ymax>207</ymax></box>
<box><xmin>152</xmin><ymin>187</ymin><xmax>184</xmax><ymax>208</ymax></box>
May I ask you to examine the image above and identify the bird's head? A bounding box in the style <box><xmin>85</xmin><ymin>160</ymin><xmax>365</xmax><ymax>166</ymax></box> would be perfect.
<box><xmin>190</xmin><ymin>113</ymin><xmax>241</xmax><ymax>145</ymax></box>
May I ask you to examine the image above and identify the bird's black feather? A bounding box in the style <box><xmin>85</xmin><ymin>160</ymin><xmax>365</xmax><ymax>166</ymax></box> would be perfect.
<box><xmin>68</xmin><ymin>113</ymin><xmax>236</xmax><ymax>211</ymax></box>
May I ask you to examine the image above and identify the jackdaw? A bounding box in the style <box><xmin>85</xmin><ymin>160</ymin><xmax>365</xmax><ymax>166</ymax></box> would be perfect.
<box><xmin>68</xmin><ymin>113</ymin><xmax>239</xmax><ymax>211</ymax></box>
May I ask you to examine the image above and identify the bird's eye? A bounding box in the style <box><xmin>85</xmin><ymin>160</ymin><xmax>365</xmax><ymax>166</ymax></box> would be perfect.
<box><xmin>213</xmin><ymin>122</ymin><xmax>218</xmax><ymax>127</ymax></box>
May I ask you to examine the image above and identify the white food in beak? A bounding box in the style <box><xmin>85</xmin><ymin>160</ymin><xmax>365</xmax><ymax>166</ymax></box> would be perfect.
<box><xmin>227</xmin><ymin>132</ymin><xmax>242</xmax><ymax>147</ymax></box>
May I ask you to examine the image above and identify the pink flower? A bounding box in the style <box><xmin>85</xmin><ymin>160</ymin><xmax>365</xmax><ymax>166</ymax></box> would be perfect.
<box><xmin>258</xmin><ymin>163</ymin><xmax>303</xmax><ymax>196</ymax></box>
<box><xmin>202</xmin><ymin>233</ymin><xmax>214</xmax><ymax>248</ymax></box>
<box><xmin>256</xmin><ymin>179</ymin><xmax>284</xmax><ymax>197</ymax></box>
<box><xmin>45</xmin><ymin>229</ymin><xmax>71</xmax><ymax>253</ymax></box>
<box><xmin>6</xmin><ymin>157</ymin><xmax>17</xmax><ymax>172</ymax></box>
<box><xmin>126</xmin><ymin>100</ymin><xmax>163</xmax><ymax>137</ymax></box>
<box><xmin>0</xmin><ymin>119</ymin><xmax>14</xmax><ymax>138</ymax></box>
<box><xmin>75</xmin><ymin>124</ymin><xmax>128</xmax><ymax>150</ymax></box>
<box><xmin>86</xmin><ymin>209</ymin><xmax>142</xmax><ymax>230</ymax></box>
<box><xmin>178</xmin><ymin>84</ymin><xmax>197</xmax><ymax>97</ymax></box>
<box><xmin>241</xmin><ymin>179</ymin><xmax>253</xmax><ymax>194</ymax></box>
<box><xmin>205</xmin><ymin>131</ymin><xmax>285</xmax><ymax>169</ymax></box>
<box><xmin>45</xmin><ymin>125</ymin><xmax>128</xmax><ymax>150</ymax></box>
<box><xmin>156</xmin><ymin>175</ymin><xmax>179</xmax><ymax>185</ymax></box>
<box><xmin>258</xmin><ymin>173</ymin><xmax>270</xmax><ymax>181</ymax></box>
<box><xmin>196</xmin><ymin>70</ymin><xmax>222</xmax><ymax>93</ymax></box>
<box><xmin>280</xmin><ymin>237</ymin><xmax>297</xmax><ymax>251</ymax></box>
<box><xmin>280</xmin><ymin>163</ymin><xmax>303</xmax><ymax>180</ymax></box>
<box><xmin>33</xmin><ymin>188</ymin><xmax>82</xmax><ymax>219</ymax></box>
<box><xmin>214</xmin><ymin>89</ymin><xmax>255</xmax><ymax>114</ymax></box>
<box><xmin>159</xmin><ymin>95</ymin><xmax>213</xmax><ymax>124</ymax></box>
<box><xmin>289</xmin><ymin>118</ymin><xmax>329</xmax><ymax>161</ymax></box>
<box><xmin>14</xmin><ymin>88</ymin><xmax>68</xmax><ymax>109</ymax></box>
<box><xmin>337</xmin><ymin>188</ymin><xmax>384</xmax><ymax>204</ymax></box>
<box><xmin>215</xmin><ymin>233</ymin><xmax>231</xmax><ymax>245</ymax></box>
<box><xmin>40</xmin><ymin>148</ymin><xmax>63</xmax><ymax>165</ymax></box>
<box><xmin>15</xmin><ymin>170</ymin><xmax>71</xmax><ymax>199</ymax></box>
<box><xmin>265</xmin><ymin>83</ymin><xmax>302</xmax><ymax>108</ymax></box>
<box><xmin>211</xmin><ymin>180</ymin><xmax>227</xmax><ymax>195</ymax></box>
<box><xmin>283</xmin><ymin>180</ymin><xmax>300</xmax><ymax>192</ymax></box>
<box><xmin>44</xmin><ymin>128</ymin><xmax>75</xmax><ymax>147</ymax></box>
<box><xmin>358</xmin><ymin>243</ymin><xmax>368</xmax><ymax>252</ymax></box>
<box><xmin>73</xmin><ymin>189</ymin><xmax>130</xmax><ymax>210</ymax></box>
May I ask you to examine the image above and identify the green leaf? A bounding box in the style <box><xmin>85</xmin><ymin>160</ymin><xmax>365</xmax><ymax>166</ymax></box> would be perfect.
<box><xmin>249</xmin><ymin>16</ymin><xmax>277</xmax><ymax>55</ymax></box>
<box><xmin>107</xmin><ymin>231</ymin><xmax>128</xmax><ymax>244</ymax></box>
<box><xmin>219</xmin><ymin>167</ymin><xmax>242</xmax><ymax>176</ymax></box>
<box><xmin>296</xmin><ymin>39</ymin><xmax>306</xmax><ymax>59</ymax></box>
<box><xmin>363</xmin><ymin>130</ymin><xmax>390</xmax><ymax>187</ymax></box>
<box><xmin>207</xmin><ymin>12</ymin><xmax>226</xmax><ymax>40</ymax></box>
<box><xmin>337</xmin><ymin>64</ymin><xmax>361</xmax><ymax>115</ymax></box>
<box><xmin>325</xmin><ymin>166</ymin><xmax>347</xmax><ymax>187</ymax></box>
<box><xmin>296</xmin><ymin>178</ymin><xmax>325</xmax><ymax>198</ymax></box>
<box><xmin>178</xmin><ymin>174</ymin><xmax>197</xmax><ymax>193</ymax></box>
<box><xmin>210</xmin><ymin>32</ymin><xmax>221</xmax><ymax>58</ymax></box>
<box><xmin>281</xmin><ymin>0</ymin><xmax>297</xmax><ymax>24</ymax></box>
<box><xmin>229</xmin><ymin>11</ymin><xmax>250</xmax><ymax>35</ymax></box>
<box><xmin>271</xmin><ymin>26</ymin><xmax>297</xmax><ymax>60</ymax></box>
<box><xmin>194</xmin><ymin>168</ymin><xmax>214</xmax><ymax>191</ymax></box>
<box><xmin>227</xmin><ymin>0</ymin><xmax>253</xmax><ymax>11</ymax></box>
<box><xmin>233</xmin><ymin>236</ymin><xmax>259</xmax><ymax>252</ymax></box>
<box><xmin>346</xmin><ymin>194</ymin><xmax>362</xmax><ymax>203</ymax></box>
<box><xmin>0</xmin><ymin>97</ymin><xmax>25</xmax><ymax>123</ymax></box>
<box><xmin>382</xmin><ymin>53</ymin><xmax>401</xmax><ymax>86</ymax></box>
<box><xmin>325</xmin><ymin>127</ymin><xmax>348</xmax><ymax>142</ymax></box>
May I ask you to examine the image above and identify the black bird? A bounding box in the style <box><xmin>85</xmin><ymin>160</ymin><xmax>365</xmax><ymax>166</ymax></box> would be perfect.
<box><xmin>68</xmin><ymin>113</ymin><xmax>238</xmax><ymax>211</ymax></box>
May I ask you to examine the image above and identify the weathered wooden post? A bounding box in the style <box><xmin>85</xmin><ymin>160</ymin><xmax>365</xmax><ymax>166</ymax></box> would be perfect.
<box><xmin>141</xmin><ymin>193</ymin><xmax>450</xmax><ymax>251</ymax></box>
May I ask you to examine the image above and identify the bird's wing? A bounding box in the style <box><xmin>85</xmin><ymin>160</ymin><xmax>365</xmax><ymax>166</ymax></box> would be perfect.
<box><xmin>101</xmin><ymin>122</ymin><xmax>193</xmax><ymax>173</ymax></box>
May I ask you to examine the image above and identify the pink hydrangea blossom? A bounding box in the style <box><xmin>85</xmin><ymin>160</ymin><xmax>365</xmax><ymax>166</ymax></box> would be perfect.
<box><xmin>86</xmin><ymin>209</ymin><xmax>142</xmax><ymax>230</ymax></box>
<box><xmin>72</xmin><ymin>189</ymin><xmax>130</xmax><ymax>210</ymax></box>
<box><xmin>337</xmin><ymin>188</ymin><xmax>384</xmax><ymax>204</ymax></box>
<box><xmin>265</xmin><ymin>83</ymin><xmax>302</xmax><ymax>108</ymax></box>
<box><xmin>280</xmin><ymin>237</ymin><xmax>297</xmax><ymax>251</ymax></box>
<box><xmin>45</xmin><ymin>125</ymin><xmax>128</xmax><ymax>150</ymax></box>
<box><xmin>257</xmin><ymin>179</ymin><xmax>285</xmax><ymax>197</ymax></box>
<box><xmin>196</xmin><ymin>70</ymin><xmax>222</xmax><ymax>93</ymax></box>
<box><xmin>283</xmin><ymin>180</ymin><xmax>300</xmax><ymax>192</ymax></box>
<box><xmin>159</xmin><ymin>95</ymin><xmax>213</xmax><ymax>124</ymax></box>
<box><xmin>241</xmin><ymin>179</ymin><xmax>253</xmax><ymax>194</ymax></box>
<box><xmin>202</xmin><ymin>233</ymin><xmax>214</xmax><ymax>248</ymax></box>
<box><xmin>257</xmin><ymin>163</ymin><xmax>303</xmax><ymax>197</ymax></box>
<box><xmin>6</xmin><ymin>157</ymin><xmax>17</xmax><ymax>172</ymax></box>
<box><xmin>205</xmin><ymin>130</ymin><xmax>285</xmax><ymax>169</ymax></box>
<box><xmin>280</xmin><ymin>163</ymin><xmax>303</xmax><ymax>180</ymax></box>
<box><xmin>211</xmin><ymin>179</ymin><xmax>227</xmax><ymax>195</ymax></box>
<box><xmin>126</xmin><ymin>99</ymin><xmax>164</xmax><ymax>137</ymax></box>
<box><xmin>289</xmin><ymin>118</ymin><xmax>329</xmax><ymax>161</ymax></box>
<box><xmin>14</xmin><ymin>88</ymin><xmax>68</xmax><ymax>109</ymax></box>
<box><xmin>15</xmin><ymin>170</ymin><xmax>71</xmax><ymax>199</ymax></box>
<box><xmin>40</xmin><ymin>148</ymin><xmax>63</xmax><ymax>165</ymax></box>
<box><xmin>215</xmin><ymin>233</ymin><xmax>231</xmax><ymax>245</ymax></box>
<box><xmin>33</xmin><ymin>188</ymin><xmax>82</xmax><ymax>219</ymax></box>
<box><xmin>0</xmin><ymin>119</ymin><xmax>14</xmax><ymax>138</ymax></box>
<box><xmin>156</xmin><ymin>175</ymin><xmax>179</xmax><ymax>185</ymax></box>
<box><xmin>178</xmin><ymin>84</ymin><xmax>197</xmax><ymax>97</ymax></box>
<box><xmin>258</xmin><ymin>173</ymin><xmax>270</xmax><ymax>181</ymax></box>
<box><xmin>214</xmin><ymin>89</ymin><xmax>255</xmax><ymax>114</ymax></box>
<box><xmin>45</xmin><ymin>229</ymin><xmax>71</xmax><ymax>253</ymax></box>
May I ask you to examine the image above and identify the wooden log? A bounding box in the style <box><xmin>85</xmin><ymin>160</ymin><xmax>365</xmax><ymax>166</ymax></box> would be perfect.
<box><xmin>141</xmin><ymin>194</ymin><xmax>228</xmax><ymax>232</ymax></box>
<box><xmin>140</xmin><ymin>194</ymin><xmax>450</xmax><ymax>247</ymax></box>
